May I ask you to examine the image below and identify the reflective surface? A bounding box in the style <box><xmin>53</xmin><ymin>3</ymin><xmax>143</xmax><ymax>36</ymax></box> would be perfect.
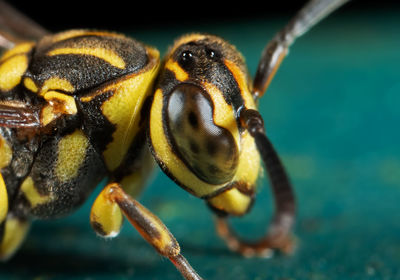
<box><xmin>166</xmin><ymin>83</ymin><xmax>238</xmax><ymax>185</ymax></box>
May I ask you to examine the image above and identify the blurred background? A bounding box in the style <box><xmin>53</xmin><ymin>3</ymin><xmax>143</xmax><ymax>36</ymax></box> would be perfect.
<box><xmin>1</xmin><ymin>1</ymin><xmax>400</xmax><ymax>279</ymax></box>
<box><xmin>7</xmin><ymin>0</ymin><xmax>400</xmax><ymax>32</ymax></box>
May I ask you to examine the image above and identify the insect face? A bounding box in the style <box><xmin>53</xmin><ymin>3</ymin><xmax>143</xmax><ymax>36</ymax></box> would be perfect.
<box><xmin>149</xmin><ymin>34</ymin><xmax>261</xmax><ymax>216</ymax></box>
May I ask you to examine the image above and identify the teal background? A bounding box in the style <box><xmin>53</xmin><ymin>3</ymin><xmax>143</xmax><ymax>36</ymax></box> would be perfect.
<box><xmin>1</xmin><ymin>8</ymin><xmax>400</xmax><ymax>280</ymax></box>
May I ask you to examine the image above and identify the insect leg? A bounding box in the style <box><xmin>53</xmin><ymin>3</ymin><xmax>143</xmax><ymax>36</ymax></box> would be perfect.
<box><xmin>0</xmin><ymin>172</ymin><xmax>7</xmax><ymax>226</ymax></box>
<box><xmin>0</xmin><ymin>163</ymin><xmax>30</xmax><ymax>261</ymax></box>
<box><xmin>215</xmin><ymin>108</ymin><xmax>295</xmax><ymax>257</ymax></box>
<box><xmin>253</xmin><ymin>0</ymin><xmax>349</xmax><ymax>98</ymax></box>
<box><xmin>0</xmin><ymin>102</ymin><xmax>40</xmax><ymax>129</ymax></box>
<box><xmin>90</xmin><ymin>183</ymin><xmax>203</xmax><ymax>280</ymax></box>
<box><xmin>0</xmin><ymin>216</ymin><xmax>30</xmax><ymax>260</ymax></box>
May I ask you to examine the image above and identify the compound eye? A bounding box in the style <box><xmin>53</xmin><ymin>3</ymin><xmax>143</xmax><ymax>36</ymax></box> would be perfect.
<box><xmin>166</xmin><ymin>83</ymin><xmax>238</xmax><ymax>185</ymax></box>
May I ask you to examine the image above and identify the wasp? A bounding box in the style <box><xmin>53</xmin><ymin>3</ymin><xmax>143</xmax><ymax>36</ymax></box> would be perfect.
<box><xmin>0</xmin><ymin>0</ymin><xmax>348</xmax><ymax>279</ymax></box>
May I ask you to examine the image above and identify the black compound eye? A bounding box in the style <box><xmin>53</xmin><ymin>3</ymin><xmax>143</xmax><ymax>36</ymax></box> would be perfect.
<box><xmin>166</xmin><ymin>83</ymin><xmax>238</xmax><ymax>185</ymax></box>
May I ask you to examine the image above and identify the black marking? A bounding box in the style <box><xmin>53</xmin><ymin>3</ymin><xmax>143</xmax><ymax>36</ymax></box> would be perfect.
<box><xmin>206</xmin><ymin>139</ymin><xmax>218</xmax><ymax>156</ymax></box>
<box><xmin>78</xmin><ymin>90</ymin><xmax>115</xmax><ymax>154</ymax></box>
<box><xmin>189</xmin><ymin>140</ymin><xmax>200</xmax><ymax>154</ymax></box>
<box><xmin>139</xmin><ymin>95</ymin><xmax>153</xmax><ymax>127</ymax></box>
<box><xmin>91</xmin><ymin>220</ymin><xmax>108</xmax><ymax>236</ymax></box>
<box><xmin>172</xmin><ymin>37</ymin><xmax>245</xmax><ymax>117</ymax></box>
<box><xmin>188</xmin><ymin>111</ymin><xmax>198</xmax><ymax>129</ymax></box>
<box><xmin>28</xmin><ymin>31</ymin><xmax>149</xmax><ymax>95</ymax></box>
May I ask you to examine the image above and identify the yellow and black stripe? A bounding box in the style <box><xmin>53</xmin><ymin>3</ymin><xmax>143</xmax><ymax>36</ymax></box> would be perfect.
<box><xmin>0</xmin><ymin>29</ymin><xmax>160</xmax><ymax>221</ymax></box>
<box><xmin>27</xmin><ymin>30</ymin><xmax>152</xmax><ymax>93</ymax></box>
<box><xmin>149</xmin><ymin>34</ymin><xmax>260</xmax><ymax>216</ymax></box>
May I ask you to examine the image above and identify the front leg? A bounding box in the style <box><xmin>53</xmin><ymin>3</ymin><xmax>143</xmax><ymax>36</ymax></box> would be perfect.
<box><xmin>0</xmin><ymin>172</ymin><xmax>30</xmax><ymax>260</ymax></box>
<box><xmin>90</xmin><ymin>183</ymin><xmax>203</xmax><ymax>280</ymax></box>
<box><xmin>214</xmin><ymin>109</ymin><xmax>296</xmax><ymax>257</ymax></box>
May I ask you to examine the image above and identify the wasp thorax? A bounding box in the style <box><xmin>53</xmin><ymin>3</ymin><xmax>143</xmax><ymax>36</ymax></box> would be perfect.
<box><xmin>166</xmin><ymin>83</ymin><xmax>238</xmax><ymax>185</ymax></box>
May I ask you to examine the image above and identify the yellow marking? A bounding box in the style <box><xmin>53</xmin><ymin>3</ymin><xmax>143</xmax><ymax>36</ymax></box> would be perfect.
<box><xmin>165</xmin><ymin>60</ymin><xmax>188</xmax><ymax>81</ymax></box>
<box><xmin>204</xmin><ymin>62</ymin><xmax>260</xmax><ymax>195</ymax></box>
<box><xmin>0</xmin><ymin>42</ymin><xmax>34</xmax><ymax>63</ymax></box>
<box><xmin>150</xmin><ymin>89</ymin><xmax>224</xmax><ymax>197</ymax></box>
<box><xmin>0</xmin><ymin>54</ymin><xmax>28</xmax><ymax>92</ymax></box>
<box><xmin>208</xmin><ymin>188</ymin><xmax>252</xmax><ymax>216</ymax></box>
<box><xmin>55</xmin><ymin>130</ymin><xmax>89</xmax><ymax>182</ymax></box>
<box><xmin>0</xmin><ymin>173</ymin><xmax>8</xmax><ymax>224</ymax></box>
<box><xmin>224</xmin><ymin>59</ymin><xmax>256</xmax><ymax>109</ymax></box>
<box><xmin>79</xmin><ymin>46</ymin><xmax>160</xmax><ymax>103</ymax></box>
<box><xmin>0</xmin><ymin>135</ymin><xmax>12</xmax><ymax>169</ymax></box>
<box><xmin>79</xmin><ymin>94</ymin><xmax>97</xmax><ymax>103</ymax></box>
<box><xmin>51</xmin><ymin>30</ymin><xmax>124</xmax><ymax>43</ymax></box>
<box><xmin>0</xmin><ymin>141</ymin><xmax>9</xmax><ymax>226</ymax></box>
<box><xmin>23</xmin><ymin>77</ymin><xmax>38</xmax><ymax>93</ymax></box>
<box><xmin>20</xmin><ymin>177</ymin><xmax>53</xmax><ymax>207</ymax></box>
<box><xmin>43</xmin><ymin>91</ymin><xmax>77</xmax><ymax>114</ymax></box>
<box><xmin>90</xmin><ymin>187</ymin><xmax>123</xmax><ymax>237</ymax></box>
<box><xmin>219</xmin><ymin>61</ymin><xmax>260</xmax><ymax>193</ymax></box>
<box><xmin>41</xmin><ymin>77</ymin><xmax>75</xmax><ymax>93</ymax></box>
<box><xmin>203</xmin><ymin>81</ymin><xmax>240</xmax><ymax>148</ymax></box>
<box><xmin>101</xmin><ymin>56</ymin><xmax>159</xmax><ymax>171</ymax></box>
<box><xmin>40</xmin><ymin>91</ymin><xmax>77</xmax><ymax>126</ymax></box>
<box><xmin>40</xmin><ymin>105</ymin><xmax>57</xmax><ymax>126</ymax></box>
<box><xmin>48</xmin><ymin>47</ymin><xmax>126</xmax><ymax>69</ymax></box>
<box><xmin>38</xmin><ymin>78</ymin><xmax>76</xmax><ymax>126</ymax></box>
<box><xmin>233</xmin><ymin>130</ymin><xmax>260</xmax><ymax>189</ymax></box>
<box><xmin>0</xmin><ymin>217</ymin><xmax>30</xmax><ymax>260</ymax></box>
